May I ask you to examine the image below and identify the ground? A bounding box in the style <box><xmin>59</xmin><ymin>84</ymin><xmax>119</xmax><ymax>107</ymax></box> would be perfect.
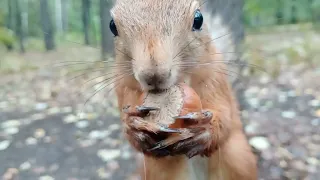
<box><xmin>0</xmin><ymin>27</ymin><xmax>319</xmax><ymax>180</ymax></box>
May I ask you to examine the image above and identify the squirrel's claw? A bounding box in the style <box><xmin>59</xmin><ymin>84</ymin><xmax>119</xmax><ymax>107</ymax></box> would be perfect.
<box><xmin>137</xmin><ymin>106</ymin><xmax>160</xmax><ymax>113</ymax></box>
<box><xmin>148</xmin><ymin>131</ymin><xmax>194</xmax><ymax>151</ymax></box>
<box><xmin>171</xmin><ymin>131</ymin><xmax>214</xmax><ymax>158</ymax></box>
<box><xmin>122</xmin><ymin>105</ymin><xmax>160</xmax><ymax>117</ymax></box>
<box><xmin>148</xmin><ymin>110</ymin><xmax>215</xmax><ymax>158</ymax></box>
<box><xmin>173</xmin><ymin>110</ymin><xmax>213</xmax><ymax>125</ymax></box>
<box><xmin>148</xmin><ymin>127</ymin><xmax>214</xmax><ymax>158</ymax></box>
<box><xmin>159</xmin><ymin>125</ymin><xmax>181</xmax><ymax>133</ymax></box>
<box><xmin>126</xmin><ymin>129</ymin><xmax>172</xmax><ymax>157</ymax></box>
<box><xmin>124</xmin><ymin>106</ymin><xmax>215</xmax><ymax>158</ymax></box>
<box><xmin>127</xmin><ymin>116</ymin><xmax>180</xmax><ymax>134</ymax></box>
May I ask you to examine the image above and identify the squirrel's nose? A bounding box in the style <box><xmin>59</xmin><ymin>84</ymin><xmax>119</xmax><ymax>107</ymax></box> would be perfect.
<box><xmin>140</xmin><ymin>71</ymin><xmax>171</xmax><ymax>89</ymax></box>
<box><xmin>144</xmin><ymin>73</ymin><xmax>164</xmax><ymax>86</ymax></box>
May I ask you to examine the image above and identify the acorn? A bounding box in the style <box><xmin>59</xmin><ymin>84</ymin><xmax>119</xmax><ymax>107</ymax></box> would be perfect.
<box><xmin>139</xmin><ymin>83</ymin><xmax>202</xmax><ymax>129</ymax></box>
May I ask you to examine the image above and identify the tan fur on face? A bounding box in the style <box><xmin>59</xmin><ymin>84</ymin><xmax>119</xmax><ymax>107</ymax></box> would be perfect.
<box><xmin>111</xmin><ymin>0</ymin><xmax>197</xmax><ymax>38</ymax></box>
<box><xmin>111</xmin><ymin>0</ymin><xmax>206</xmax><ymax>90</ymax></box>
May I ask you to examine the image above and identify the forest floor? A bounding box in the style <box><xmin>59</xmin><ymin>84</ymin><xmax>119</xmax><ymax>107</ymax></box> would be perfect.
<box><xmin>0</xmin><ymin>29</ymin><xmax>319</xmax><ymax>180</ymax></box>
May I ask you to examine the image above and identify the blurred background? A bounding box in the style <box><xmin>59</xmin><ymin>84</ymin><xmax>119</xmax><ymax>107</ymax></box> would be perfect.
<box><xmin>0</xmin><ymin>0</ymin><xmax>319</xmax><ymax>179</ymax></box>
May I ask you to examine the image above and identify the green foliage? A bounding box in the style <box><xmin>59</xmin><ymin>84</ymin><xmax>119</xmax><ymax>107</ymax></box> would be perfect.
<box><xmin>311</xmin><ymin>0</ymin><xmax>320</xmax><ymax>22</ymax></box>
<box><xmin>28</xmin><ymin>0</ymin><xmax>42</xmax><ymax>37</ymax></box>
<box><xmin>0</xmin><ymin>0</ymin><xmax>6</xmax><ymax>24</ymax></box>
<box><xmin>0</xmin><ymin>27</ymin><xmax>16</xmax><ymax>50</ymax></box>
<box><xmin>244</xmin><ymin>0</ymin><xmax>319</xmax><ymax>27</ymax></box>
<box><xmin>0</xmin><ymin>0</ymin><xmax>318</xmax><ymax>53</ymax></box>
<box><xmin>0</xmin><ymin>10</ymin><xmax>4</xmax><ymax>26</ymax></box>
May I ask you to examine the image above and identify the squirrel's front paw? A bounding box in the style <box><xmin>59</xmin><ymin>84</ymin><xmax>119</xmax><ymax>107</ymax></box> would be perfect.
<box><xmin>122</xmin><ymin>105</ymin><xmax>180</xmax><ymax>157</ymax></box>
<box><xmin>148</xmin><ymin>110</ymin><xmax>217</xmax><ymax>158</ymax></box>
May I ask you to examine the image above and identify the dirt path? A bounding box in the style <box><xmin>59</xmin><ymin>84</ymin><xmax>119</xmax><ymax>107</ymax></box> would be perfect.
<box><xmin>0</xmin><ymin>40</ymin><xmax>319</xmax><ymax>179</ymax></box>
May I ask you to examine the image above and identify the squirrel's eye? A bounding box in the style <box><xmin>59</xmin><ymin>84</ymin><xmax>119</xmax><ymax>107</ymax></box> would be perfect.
<box><xmin>192</xmin><ymin>9</ymin><xmax>203</xmax><ymax>31</ymax></box>
<box><xmin>109</xmin><ymin>19</ymin><xmax>118</xmax><ymax>36</ymax></box>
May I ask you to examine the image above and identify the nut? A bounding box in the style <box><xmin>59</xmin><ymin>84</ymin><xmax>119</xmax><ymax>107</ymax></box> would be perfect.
<box><xmin>139</xmin><ymin>83</ymin><xmax>202</xmax><ymax>128</ymax></box>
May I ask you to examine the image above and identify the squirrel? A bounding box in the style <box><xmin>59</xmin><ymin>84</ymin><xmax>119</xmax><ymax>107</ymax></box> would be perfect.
<box><xmin>110</xmin><ymin>0</ymin><xmax>258</xmax><ymax>179</ymax></box>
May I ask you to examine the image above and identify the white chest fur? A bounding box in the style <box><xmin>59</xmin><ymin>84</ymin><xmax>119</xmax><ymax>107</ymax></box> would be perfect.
<box><xmin>187</xmin><ymin>156</ymin><xmax>209</xmax><ymax>180</ymax></box>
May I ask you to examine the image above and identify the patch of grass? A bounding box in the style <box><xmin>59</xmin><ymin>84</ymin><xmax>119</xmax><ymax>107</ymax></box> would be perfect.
<box><xmin>246</xmin><ymin>23</ymin><xmax>314</xmax><ymax>35</ymax></box>
<box><xmin>11</xmin><ymin>32</ymin><xmax>100</xmax><ymax>52</ymax></box>
<box><xmin>24</xmin><ymin>37</ymin><xmax>45</xmax><ymax>51</ymax></box>
<box><xmin>0</xmin><ymin>27</ymin><xmax>15</xmax><ymax>50</ymax></box>
<box><xmin>56</xmin><ymin>32</ymin><xmax>100</xmax><ymax>48</ymax></box>
<box><xmin>0</xmin><ymin>53</ymin><xmax>38</xmax><ymax>74</ymax></box>
<box><xmin>244</xmin><ymin>28</ymin><xmax>320</xmax><ymax>79</ymax></box>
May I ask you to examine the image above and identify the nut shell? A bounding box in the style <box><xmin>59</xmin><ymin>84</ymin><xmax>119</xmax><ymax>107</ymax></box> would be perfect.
<box><xmin>139</xmin><ymin>83</ymin><xmax>202</xmax><ymax>128</ymax></box>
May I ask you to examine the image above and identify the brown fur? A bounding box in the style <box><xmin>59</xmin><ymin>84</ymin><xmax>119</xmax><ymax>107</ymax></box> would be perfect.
<box><xmin>112</xmin><ymin>0</ymin><xmax>258</xmax><ymax>179</ymax></box>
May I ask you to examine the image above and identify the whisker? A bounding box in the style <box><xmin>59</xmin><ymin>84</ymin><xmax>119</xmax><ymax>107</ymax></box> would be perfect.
<box><xmin>82</xmin><ymin>72</ymin><xmax>134</xmax><ymax>108</ymax></box>
<box><xmin>51</xmin><ymin>60</ymin><xmax>131</xmax><ymax>70</ymax></box>
<box><xmin>209</xmin><ymin>52</ymin><xmax>240</xmax><ymax>55</ymax></box>
<box><xmin>171</xmin><ymin>33</ymin><xmax>233</xmax><ymax>65</ymax></box>
<box><xmin>52</xmin><ymin>60</ymin><xmax>112</xmax><ymax>66</ymax></box>
<box><xmin>51</xmin><ymin>56</ymin><xmax>131</xmax><ymax>65</ymax></box>
<box><xmin>115</xmin><ymin>47</ymin><xmax>136</xmax><ymax>62</ymax></box>
<box><xmin>208</xmin><ymin>51</ymin><xmax>273</xmax><ymax>59</ymax></box>
<box><xmin>191</xmin><ymin>32</ymin><xmax>232</xmax><ymax>51</ymax></box>
<box><xmin>173</xmin><ymin>37</ymin><xmax>198</xmax><ymax>61</ymax></box>
<box><xmin>60</xmin><ymin>64</ymin><xmax>131</xmax><ymax>80</ymax></box>
<box><xmin>42</xmin><ymin>31</ymin><xmax>101</xmax><ymax>50</ymax></box>
<box><xmin>174</xmin><ymin>33</ymin><xmax>231</xmax><ymax>63</ymax></box>
<box><xmin>199</xmin><ymin>0</ymin><xmax>209</xmax><ymax>7</ymax></box>
<box><xmin>53</xmin><ymin>60</ymin><xmax>100</xmax><ymax>64</ymax></box>
<box><xmin>175</xmin><ymin>60</ymin><xmax>265</xmax><ymax>72</ymax></box>
<box><xmin>183</xmin><ymin>65</ymin><xmax>241</xmax><ymax>77</ymax></box>
<box><xmin>66</xmin><ymin>68</ymin><xmax>106</xmax><ymax>81</ymax></box>
<box><xmin>103</xmin><ymin>79</ymin><xmax>124</xmax><ymax>98</ymax></box>
<box><xmin>179</xmin><ymin>65</ymin><xmax>240</xmax><ymax>75</ymax></box>
<box><xmin>52</xmin><ymin>62</ymin><xmax>101</xmax><ymax>68</ymax></box>
<box><xmin>66</xmin><ymin>67</ymin><xmax>130</xmax><ymax>82</ymax></box>
<box><xmin>79</xmin><ymin>76</ymin><xmax>125</xmax><ymax>115</ymax></box>
<box><xmin>182</xmin><ymin>69</ymin><xmax>236</xmax><ymax>78</ymax></box>
<box><xmin>75</xmin><ymin>72</ymin><xmax>130</xmax><ymax>101</ymax></box>
<box><xmin>80</xmin><ymin>70</ymin><xmax>132</xmax><ymax>90</ymax></box>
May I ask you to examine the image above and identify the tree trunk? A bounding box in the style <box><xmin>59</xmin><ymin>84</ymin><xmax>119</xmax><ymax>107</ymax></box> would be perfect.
<box><xmin>55</xmin><ymin>0</ymin><xmax>63</xmax><ymax>33</ymax></box>
<box><xmin>291</xmin><ymin>6</ymin><xmax>298</xmax><ymax>24</ymax></box>
<box><xmin>15</xmin><ymin>0</ymin><xmax>25</xmax><ymax>53</ymax></box>
<box><xmin>40</xmin><ymin>0</ymin><xmax>55</xmax><ymax>51</ymax></box>
<box><xmin>276</xmin><ymin>0</ymin><xmax>283</xmax><ymax>24</ymax></box>
<box><xmin>82</xmin><ymin>0</ymin><xmax>91</xmax><ymax>45</ymax></box>
<box><xmin>99</xmin><ymin>0</ymin><xmax>113</xmax><ymax>60</ymax></box>
<box><xmin>61</xmin><ymin>0</ymin><xmax>69</xmax><ymax>32</ymax></box>
<box><xmin>22</xmin><ymin>0</ymin><xmax>29</xmax><ymax>37</ymax></box>
<box><xmin>6</xmin><ymin>0</ymin><xmax>14</xmax><ymax>31</ymax></box>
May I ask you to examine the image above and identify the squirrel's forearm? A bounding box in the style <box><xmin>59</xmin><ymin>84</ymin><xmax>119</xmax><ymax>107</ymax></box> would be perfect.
<box><xmin>191</xmin><ymin>68</ymin><xmax>241</xmax><ymax>148</ymax></box>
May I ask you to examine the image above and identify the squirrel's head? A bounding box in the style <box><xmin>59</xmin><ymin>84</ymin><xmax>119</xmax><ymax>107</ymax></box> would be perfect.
<box><xmin>110</xmin><ymin>0</ymin><xmax>208</xmax><ymax>92</ymax></box>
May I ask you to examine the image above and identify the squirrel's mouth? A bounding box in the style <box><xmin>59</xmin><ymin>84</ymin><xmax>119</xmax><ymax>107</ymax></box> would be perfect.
<box><xmin>148</xmin><ymin>88</ymin><xmax>167</xmax><ymax>94</ymax></box>
<box><xmin>146</xmin><ymin>79</ymin><xmax>181</xmax><ymax>94</ymax></box>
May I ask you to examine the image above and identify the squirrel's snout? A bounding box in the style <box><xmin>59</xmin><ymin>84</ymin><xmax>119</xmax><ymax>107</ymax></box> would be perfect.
<box><xmin>144</xmin><ymin>74</ymin><xmax>164</xmax><ymax>86</ymax></box>
<box><xmin>138</xmin><ymin>70</ymin><xmax>172</xmax><ymax>91</ymax></box>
